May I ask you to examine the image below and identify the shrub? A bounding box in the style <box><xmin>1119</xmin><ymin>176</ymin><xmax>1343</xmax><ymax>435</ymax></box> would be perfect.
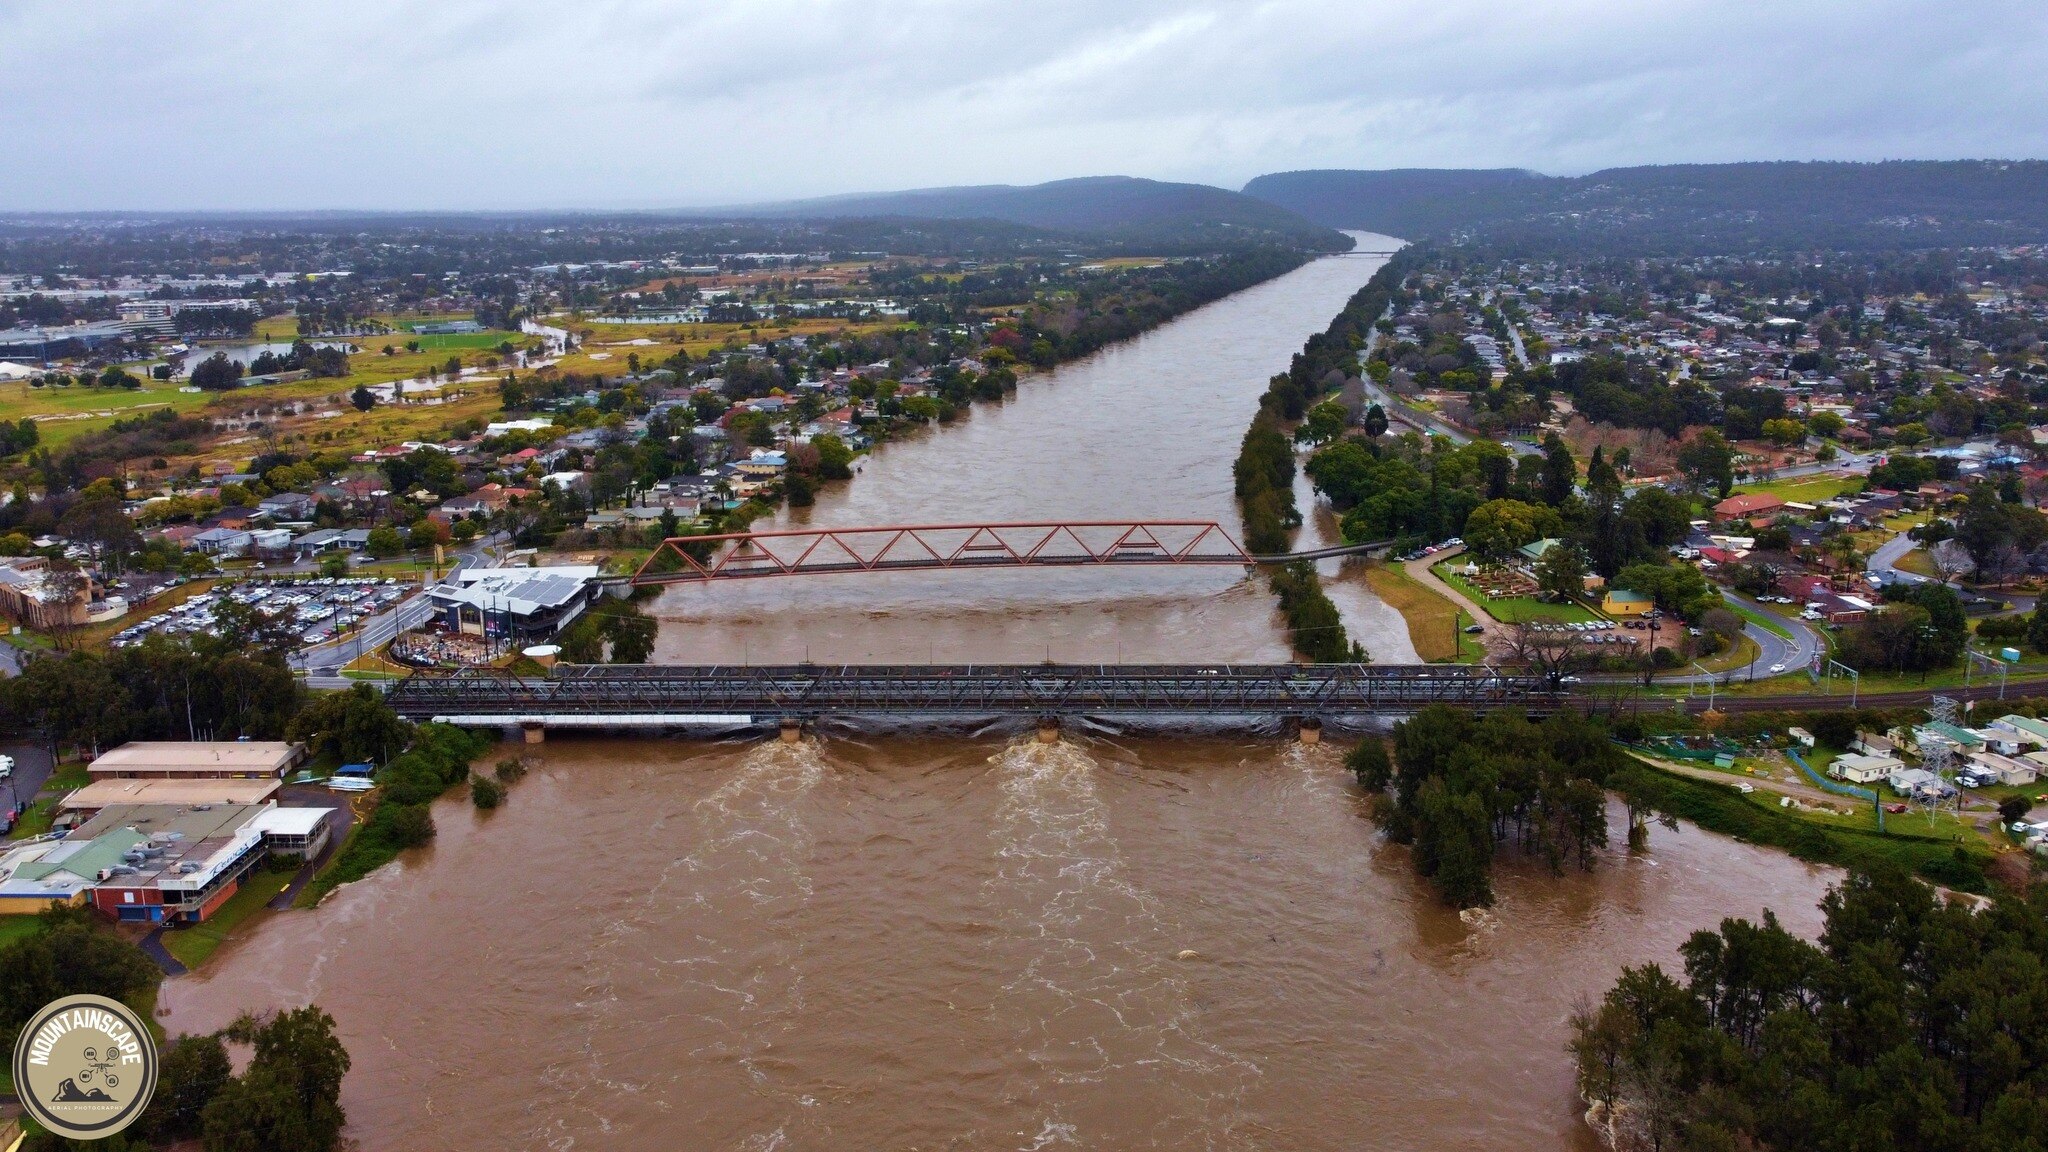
<box><xmin>470</xmin><ymin>774</ymin><xmax>504</xmax><ymax>810</ymax></box>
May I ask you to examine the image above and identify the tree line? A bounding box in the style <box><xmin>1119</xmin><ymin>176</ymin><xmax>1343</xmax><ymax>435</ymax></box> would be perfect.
<box><xmin>1570</xmin><ymin>866</ymin><xmax>2048</xmax><ymax>1152</ymax></box>
<box><xmin>1347</xmin><ymin>707</ymin><xmax>1646</xmax><ymax>908</ymax></box>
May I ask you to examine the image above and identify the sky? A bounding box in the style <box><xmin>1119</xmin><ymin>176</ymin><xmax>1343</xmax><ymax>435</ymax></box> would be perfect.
<box><xmin>4</xmin><ymin>0</ymin><xmax>2047</xmax><ymax>211</ymax></box>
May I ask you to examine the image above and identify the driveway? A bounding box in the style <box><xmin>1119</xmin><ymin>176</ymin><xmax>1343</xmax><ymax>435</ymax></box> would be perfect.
<box><xmin>1402</xmin><ymin>546</ymin><xmax>1507</xmax><ymax>650</ymax></box>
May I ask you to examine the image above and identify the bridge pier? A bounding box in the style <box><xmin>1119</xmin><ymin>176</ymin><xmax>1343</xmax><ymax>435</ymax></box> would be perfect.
<box><xmin>521</xmin><ymin>721</ymin><xmax>545</xmax><ymax>745</ymax></box>
<box><xmin>778</xmin><ymin>719</ymin><xmax>803</xmax><ymax>744</ymax></box>
<box><xmin>1036</xmin><ymin>718</ymin><xmax>1061</xmax><ymax>744</ymax></box>
<box><xmin>1297</xmin><ymin>718</ymin><xmax>1323</xmax><ymax>746</ymax></box>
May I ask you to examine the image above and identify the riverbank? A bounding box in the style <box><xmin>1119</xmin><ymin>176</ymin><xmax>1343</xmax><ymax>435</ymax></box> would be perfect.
<box><xmin>1619</xmin><ymin>755</ymin><xmax>1993</xmax><ymax>892</ymax></box>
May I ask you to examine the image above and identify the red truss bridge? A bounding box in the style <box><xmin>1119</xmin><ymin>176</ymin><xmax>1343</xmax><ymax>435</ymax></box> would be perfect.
<box><xmin>629</xmin><ymin>520</ymin><xmax>1381</xmax><ymax>585</ymax></box>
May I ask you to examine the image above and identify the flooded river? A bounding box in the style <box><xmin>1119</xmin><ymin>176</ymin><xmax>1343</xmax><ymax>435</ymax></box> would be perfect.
<box><xmin>162</xmin><ymin>238</ymin><xmax>1840</xmax><ymax>1149</ymax></box>
<box><xmin>647</xmin><ymin>233</ymin><xmax>1415</xmax><ymax>664</ymax></box>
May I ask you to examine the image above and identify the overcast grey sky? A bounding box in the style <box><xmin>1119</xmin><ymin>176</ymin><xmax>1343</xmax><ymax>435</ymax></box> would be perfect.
<box><xmin>4</xmin><ymin>0</ymin><xmax>2045</xmax><ymax>211</ymax></box>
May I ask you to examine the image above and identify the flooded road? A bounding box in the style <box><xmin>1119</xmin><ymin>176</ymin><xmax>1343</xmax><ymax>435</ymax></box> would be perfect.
<box><xmin>161</xmin><ymin>239</ymin><xmax>1840</xmax><ymax>1149</ymax></box>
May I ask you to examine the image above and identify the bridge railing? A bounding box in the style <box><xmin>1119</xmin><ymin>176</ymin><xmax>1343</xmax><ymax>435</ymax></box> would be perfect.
<box><xmin>387</xmin><ymin>662</ymin><xmax>1566</xmax><ymax>720</ymax></box>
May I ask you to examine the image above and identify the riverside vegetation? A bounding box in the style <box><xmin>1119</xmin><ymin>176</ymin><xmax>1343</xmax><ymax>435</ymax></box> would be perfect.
<box><xmin>0</xmin><ymin>905</ymin><xmax>352</xmax><ymax>1152</ymax></box>
<box><xmin>1348</xmin><ymin>706</ymin><xmax>1645</xmax><ymax>908</ymax></box>
<box><xmin>1233</xmin><ymin>252</ymin><xmax>1408</xmax><ymax>659</ymax></box>
<box><xmin>1569</xmin><ymin>866</ymin><xmax>2048</xmax><ymax>1152</ymax></box>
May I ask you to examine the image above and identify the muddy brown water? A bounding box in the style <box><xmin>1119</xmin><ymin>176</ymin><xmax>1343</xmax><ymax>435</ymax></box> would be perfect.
<box><xmin>162</xmin><ymin>240</ymin><xmax>1838</xmax><ymax>1149</ymax></box>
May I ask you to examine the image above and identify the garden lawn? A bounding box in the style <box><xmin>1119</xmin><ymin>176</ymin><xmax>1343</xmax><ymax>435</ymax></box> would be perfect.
<box><xmin>1432</xmin><ymin>563</ymin><xmax>1601</xmax><ymax>624</ymax></box>
<box><xmin>1733</xmin><ymin>474</ymin><xmax>1861</xmax><ymax>504</ymax></box>
<box><xmin>0</xmin><ymin>913</ymin><xmax>44</xmax><ymax>948</ymax></box>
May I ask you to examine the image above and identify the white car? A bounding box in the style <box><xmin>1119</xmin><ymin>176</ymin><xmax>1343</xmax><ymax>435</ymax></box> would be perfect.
<box><xmin>1769</xmin><ymin>663</ymin><xmax>1786</xmax><ymax>674</ymax></box>
<box><xmin>0</xmin><ymin>755</ymin><xmax>13</xmax><ymax>779</ymax></box>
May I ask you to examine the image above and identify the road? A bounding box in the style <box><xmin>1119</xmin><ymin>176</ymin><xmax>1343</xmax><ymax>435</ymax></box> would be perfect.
<box><xmin>0</xmin><ymin>741</ymin><xmax>54</xmax><ymax>831</ymax></box>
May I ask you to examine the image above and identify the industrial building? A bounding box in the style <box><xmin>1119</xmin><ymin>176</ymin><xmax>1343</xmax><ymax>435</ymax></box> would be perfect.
<box><xmin>0</xmin><ymin>802</ymin><xmax>334</xmax><ymax>923</ymax></box>
<box><xmin>88</xmin><ymin>741</ymin><xmax>304</xmax><ymax>780</ymax></box>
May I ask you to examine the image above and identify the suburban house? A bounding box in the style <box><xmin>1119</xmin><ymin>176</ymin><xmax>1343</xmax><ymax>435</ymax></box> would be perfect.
<box><xmin>1712</xmin><ymin>493</ymin><xmax>1786</xmax><ymax>523</ymax></box>
<box><xmin>1989</xmin><ymin>714</ymin><xmax>2048</xmax><ymax>749</ymax></box>
<box><xmin>1830</xmin><ymin>752</ymin><xmax>1903</xmax><ymax>784</ymax></box>
<box><xmin>258</xmin><ymin>492</ymin><xmax>319</xmax><ymax>521</ymax></box>
<box><xmin>1966</xmin><ymin>750</ymin><xmax>2040</xmax><ymax>787</ymax></box>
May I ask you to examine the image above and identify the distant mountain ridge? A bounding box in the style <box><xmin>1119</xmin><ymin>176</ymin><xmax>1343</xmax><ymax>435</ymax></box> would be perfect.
<box><xmin>712</xmin><ymin>176</ymin><xmax>1351</xmax><ymax>252</ymax></box>
<box><xmin>1243</xmin><ymin>160</ymin><xmax>2048</xmax><ymax>253</ymax></box>
<box><xmin>1241</xmin><ymin>168</ymin><xmax>1543</xmax><ymax>233</ymax></box>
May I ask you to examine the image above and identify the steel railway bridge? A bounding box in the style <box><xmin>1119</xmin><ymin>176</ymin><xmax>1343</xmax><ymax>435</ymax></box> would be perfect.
<box><xmin>626</xmin><ymin>520</ymin><xmax>1389</xmax><ymax>585</ymax></box>
<box><xmin>386</xmin><ymin>662</ymin><xmax>1563</xmax><ymax>734</ymax></box>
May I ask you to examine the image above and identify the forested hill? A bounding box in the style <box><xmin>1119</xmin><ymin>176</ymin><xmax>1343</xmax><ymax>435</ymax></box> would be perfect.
<box><xmin>1244</xmin><ymin>160</ymin><xmax>2048</xmax><ymax>254</ymax></box>
<box><xmin>1240</xmin><ymin>168</ymin><xmax>1541</xmax><ymax>234</ymax></box>
<box><xmin>714</xmin><ymin>176</ymin><xmax>1352</xmax><ymax>253</ymax></box>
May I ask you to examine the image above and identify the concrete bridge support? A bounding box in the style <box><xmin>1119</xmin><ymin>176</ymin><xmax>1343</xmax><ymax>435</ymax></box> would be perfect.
<box><xmin>521</xmin><ymin>721</ymin><xmax>545</xmax><ymax>745</ymax></box>
<box><xmin>1037</xmin><ymin>718</ymin><xmax>1061</xmax><ymax>744</ymax></box>
<box><xmin>1298</xmin><ymin>718</ymin><xmax>1323</xmax><ymax>746</ymax></box>
<box><xmin>778</xmin><ymin>719</ymin><xmax>804</xmax><ymax>744</ymax></box>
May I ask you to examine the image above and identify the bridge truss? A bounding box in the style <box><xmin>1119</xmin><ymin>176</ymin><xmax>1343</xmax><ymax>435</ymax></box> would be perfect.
<box><xmin>631</xmin><ymin>520</ymin><xmax>1256</xmax><ymax>585</ymax></box>
<box><xmin>387</xmin><ymin>662</ymin><xmax>1562</xmax><ymax>725</ymax></box>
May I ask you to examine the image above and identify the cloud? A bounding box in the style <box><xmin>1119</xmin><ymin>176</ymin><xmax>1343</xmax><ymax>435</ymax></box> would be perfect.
<box><xmin>2</xmin><ymin>0</ymin><xmax>2045</xmax><ymax>210</ymax></box>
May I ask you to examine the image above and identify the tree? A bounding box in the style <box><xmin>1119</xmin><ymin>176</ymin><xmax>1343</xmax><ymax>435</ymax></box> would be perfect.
<box><xmin>1299</xmin><ymin>399</ymin><xmax>1348</xmax><ymax>446</ymax></box>
<box><xmin>350</xmin><ymin>385</ymin><xmax>376</xmax><ymax>412</ymax></box>
<box><xmin>1464</xmin><ymin>498</ymin><xmax>1559</xmax><ymax>561</ymax></box>
<box><xmin>1927</xmin><ymin>538</ymin><xmax>1976</xmax><ymax>584</ymax></box>
<box><xmin>1534</xmin><ymin>541</ymin><xmax>1588</xmax><ymax>600</ymax></box>
<box><xmin>0</xmin><ymin>906</ymin><xmax>161</xmax><ymax>1055</ymax></box>
<box><xmin>812</xmin><ymin>433</ymin><xmax>854</xmax><ymax>480</ymax></box>
<box><xmin>1505</xmin><ymin>621</ymin><xmax>1597</xmax><ymax>687</ymax></box>
<box><xmin>1761</xmin><ymin>417</ymin><xmax>1806</xmax><ymax>446</ymax></box>
<box><xmin>190</xmin><ymin>352</ymin><xmax>244</xmax><ymax>391</ymax></box>
<box><xmin>287</xmin><ymin>683</ymin><xmax>413</xmax><ymax>765</ymax></box>
<box><xmin>1677</xmin><ymin>430</ymin><xmax>1735</xmax><ymax>497</ymax></box>
<box><xmin>470</xmin><ymin>773</ymin><xmax>504</xmax><ymax>809</ymax></box>
<box><xmin>1539</xmin><ymin>432</ymin><xmax>1576</xmax><ymax>506</ymax></box>
<box><xmin>202</xmin><ymin>1007</ymin><xmax>350</xmax><ymax>1152</ymax></box>
<box><xmin>1614</xmin><ymin>562</ymin><xmax>1716</xmax><ymax>620</ymax></box>
<box><xmin>145</xmin><ymin>1034</ymin><xmax>233</xmax><ymax>1145</ymax></box>
<box><xmin>364</xmin><ymin>526</ymin><xmax>403</xmax><ymax>559</ymax></box>
<box><xmin>1362</xmin><ymin>403</ymin><xmax>1389</xmax><ymax>438</ymax></box>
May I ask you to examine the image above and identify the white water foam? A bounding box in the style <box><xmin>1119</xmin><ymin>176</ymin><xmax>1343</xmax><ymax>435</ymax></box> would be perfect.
<box><xmin>985</xmin><ymin>738</ymin><xmax>1259</xmax><ymax>1150</ymax></box>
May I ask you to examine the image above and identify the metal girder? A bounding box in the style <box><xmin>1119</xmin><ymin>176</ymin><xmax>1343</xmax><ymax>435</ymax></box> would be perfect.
<box><xmin>386</xmin><ymin>663</ymin><xmax>1563</xmax><ymax>723</ymax></box>
<box><xmin>630</xmin><ymin>521</ymin><xmax>1256</xmax><ymax>585</ymax></box>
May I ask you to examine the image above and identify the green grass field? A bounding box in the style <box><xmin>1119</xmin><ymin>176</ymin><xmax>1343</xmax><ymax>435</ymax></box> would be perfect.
<box><xmin>1432</xmin><ymin>564</ymin><xmax>1601</xmax><ymax>624</ymax></box>
<box><xmin>1734</xmin><ymin>474</ymin><xmax>1861</xmax><ymax>504</ymax></box>
<box><xmin>1364</xmin><ymin>562</ymin><xmax>1486</xmax><ymax>662</ymax></box>
<box><xmin>1621</xmin><ymin>757</ymin><xmax>1993</xmax><ymax>891</ymax></box>
<box><xmin>160</xmin><ymin>866</ymin><xmax>295</xmax><ymax>971</ymax></box>
<box><xmin>1725</xmin><ymin>598</ymin><xmax>1794</xmax><ymax>640</ymax></box>
<box><xmin>0</xmin><ymin>913</ymin><xmax>44</xmax><ymax>948</ymax></box>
